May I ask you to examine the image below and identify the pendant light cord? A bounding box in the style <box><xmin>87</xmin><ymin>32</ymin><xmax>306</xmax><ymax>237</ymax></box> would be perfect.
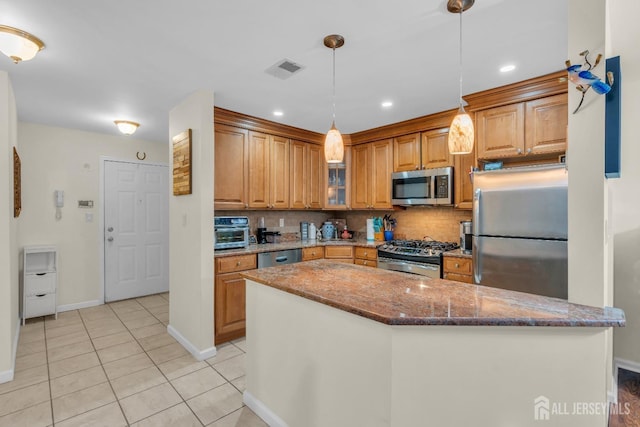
<box><xmin>332</xmin><ymin>46</ymin><xmax>337</xmax><ymax>123</ymax></box>
<box><xmin>458</xmin><ymin>9</ymin><xmax>464</xmax><ymax>110</ymax></box>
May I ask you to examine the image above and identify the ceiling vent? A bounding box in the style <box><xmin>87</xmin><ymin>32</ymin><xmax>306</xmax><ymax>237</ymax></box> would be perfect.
<box><xmin>265</xmin><ymin>59</ymin><xmax>305</xmax><ymax>80</ymax></box>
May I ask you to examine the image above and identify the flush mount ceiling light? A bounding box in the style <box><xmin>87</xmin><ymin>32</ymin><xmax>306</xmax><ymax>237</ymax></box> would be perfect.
<box><xmin>114</xmin><ymin>120</ymin><xmax>140</xmax><ymax>135</ymax></box>
<box><xmin>447</xmin><ymin>0</ymin><xmax>475</xmax><ymax>155</ymax></box>
<box><xmin>323</xmin><ymin>34</ymin><xmax>345</xmax><ymax>164</ymax></box>
<box><xmin>0</xmin><ymin>25</ymin><xmax>45</xmax><ymax>64</ymax></box>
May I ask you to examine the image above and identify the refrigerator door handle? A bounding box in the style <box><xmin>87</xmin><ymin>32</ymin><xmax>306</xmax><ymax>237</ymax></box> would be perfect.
<box><xmin>472</xmin><ymin>236</ymin><xmax>480</xmax><ymax>283</ymax></box>
<box><xmin>473</xmin><ymin>189</ymin><xmax>481</xmax><ymax>231</ymax></box>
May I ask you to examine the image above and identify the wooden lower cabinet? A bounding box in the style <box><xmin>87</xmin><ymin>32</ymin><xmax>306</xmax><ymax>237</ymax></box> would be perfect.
<box><xmin>302</xmin><ymin>246</ymin><xmax>324</xmax><ymax>261</ymax></box>
<box><xmin>354</xmin><ymin>247</ymin><xmax>377</xmax><ymax>268</ymax></box>
<box><xmin>324</xmin><ymin>246</ymin><xmax>354</xmax><ymax>263</ymax></box>
<box><xmin>214</xmin><ymin>254</ymin><xmax>256</xmax><ymax>345</ymax></box>
<box><xmin>442</xmin><ymin>256</ymin><xmax>473</xmax><ymax>284</ymax></box>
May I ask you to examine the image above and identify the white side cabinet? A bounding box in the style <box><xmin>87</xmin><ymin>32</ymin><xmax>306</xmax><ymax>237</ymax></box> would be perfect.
<box><xmin>22</xmin><ymin>246</ymin><xmax>57</xmax><ymax>324</ymax></box>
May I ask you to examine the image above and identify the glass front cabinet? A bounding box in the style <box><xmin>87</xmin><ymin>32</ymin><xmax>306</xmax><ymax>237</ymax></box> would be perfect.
<box><xmin>325</xmin><ymin>146</ymin><xmax>351</xmax><ymax>209</ymax></box>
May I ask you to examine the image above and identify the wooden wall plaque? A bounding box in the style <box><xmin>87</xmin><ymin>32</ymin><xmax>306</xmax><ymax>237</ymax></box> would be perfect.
<box><xmin>13</xmin><ymin>147</ymin><xmax>21</xmax><ymax>217</ymax></box>
<box><xmin>172</xmin><ymin>129</ymin><xmax>192</xmax><ymax>196</ymax></box>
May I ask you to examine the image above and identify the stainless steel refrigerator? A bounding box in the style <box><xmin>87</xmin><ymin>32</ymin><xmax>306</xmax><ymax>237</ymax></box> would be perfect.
<box><xmin>472</xmin><ymin>164</ymin><xmax>568</xmax><ymax>299</ymax></box>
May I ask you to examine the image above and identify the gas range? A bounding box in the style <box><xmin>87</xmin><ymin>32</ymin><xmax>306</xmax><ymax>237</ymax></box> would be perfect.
<box><xmin>377</xmin><ymin>239</ymin><xmax>459</xmax><ymax>278</ymax></box>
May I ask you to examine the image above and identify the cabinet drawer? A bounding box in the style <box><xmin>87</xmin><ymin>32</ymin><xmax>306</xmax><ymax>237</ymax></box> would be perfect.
<box><xmin>354</xmin><ymin>247</ymin><xmax>377</xmax><ymax>260</ymax></box>
<box><xmin>25</xmin><ymin>293</ymin><xmax>56</xmax><ymax>318</ymax></box>
<box><xmin>302</xmin><ymin>247</ymin><xmax>324</xmax><ymax>261</ymax></box>
<box><xmin>442</xmin><ymin>257</ymin><xmax>472</xmax><ymax>275</ymax></box>
<box><xmin>443</xmin><ymin>272</ymin><xmax>474</xmax><ymax>284</ymax></box>
<box><xmin>354</xmin><ymin>258</ymin><xmax>377</xmax><ymax>268</ymax></box>
<box><xmin>24</xmin><ymin>273</ymin><xmax>56</xmax><ymax>296</ymax></box>
<box><xmin>216</xmin><ymin>255</ymin><xmax>257</xmax><ymax>274</ymax></box>
<box><xmin>324</xmin><ymin>246</ymin><xmax>353</xmax><ymax>259</ymax></box>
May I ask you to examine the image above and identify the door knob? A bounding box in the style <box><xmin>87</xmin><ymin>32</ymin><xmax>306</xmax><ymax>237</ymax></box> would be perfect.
<box><xmin>107</xmin><ymin>227</ymin><xmax>114</xmax><ymax>232</ymax></box>
<box><xmin>107</xmin><ymin>237</ymin><xmax>114</xmax><ymax>242</ymax></box>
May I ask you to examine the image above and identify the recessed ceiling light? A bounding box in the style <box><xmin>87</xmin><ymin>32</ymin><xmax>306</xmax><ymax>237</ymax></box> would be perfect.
<box><xmin>381</xmin><ymin>101</ymin><xmax>393</xmax><ymax>108</ymax></box>
<box><xmin>273</xmin><ymin>110</ymin><xmax>284</xmax><ymax>117</ymax></box>
<box><xmin>500</xmin><ymin>64</ymin><xmax>516</xmax><ymax>73</ymax></box>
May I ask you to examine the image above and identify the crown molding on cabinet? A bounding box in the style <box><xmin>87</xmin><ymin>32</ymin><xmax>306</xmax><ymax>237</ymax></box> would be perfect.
<box><xmin>214</xmin><ymin>107</ymin><xmax>326</xmax><ymax>145</ymax></box>
<box><xmin>463</xmin><ymin>70</ymin><xmax>568</xmax><ymax>112</ymax></box>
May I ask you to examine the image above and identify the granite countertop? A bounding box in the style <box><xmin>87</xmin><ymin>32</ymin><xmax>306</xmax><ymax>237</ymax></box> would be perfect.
<box><xmin>214</xmin><ymin>239</ymin><xmax>380</xmax><ymax>258</ymax></box>
<box><xmin>241</xmin><ymin>260</ymin><xmax>625</xmax><ymax>327</ymax></box>
<box><xmin>443</xmin><ymin>249</ymin><xmax>472</xmax><ymax>259</ymax></box>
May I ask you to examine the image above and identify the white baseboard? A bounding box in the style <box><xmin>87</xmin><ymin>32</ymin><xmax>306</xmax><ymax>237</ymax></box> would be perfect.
<box><xmin>0</xmin><ymin>317</ymin><xmax>21</xmax><ymax>384</ymax></box>
<box><xmin>244</xmin><ymin>391</ymin><xmax>288</xmax><ymax>427</ymax></box>
<box><xmin>166</xmin><ymin>324</ymin><xmax>216</xmax><ymax>361</ymax></box>
<box><xmin>57</xmin><ymin>299</ymin><xmax>102</xmax><ymax>312</ymax></box>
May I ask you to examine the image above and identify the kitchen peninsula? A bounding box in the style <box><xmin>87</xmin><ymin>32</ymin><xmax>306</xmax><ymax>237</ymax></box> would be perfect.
<box><xmin>241</xmin><ymin>261</ymin><xmax>624</xmax><ymax>427</ymax></box>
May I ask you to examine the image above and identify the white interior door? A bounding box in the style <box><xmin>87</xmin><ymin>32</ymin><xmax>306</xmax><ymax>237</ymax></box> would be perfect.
<box><xmin>104</xmin><ymin>161</ymin><xmax>169</xmax><ymax>302</ymax></box>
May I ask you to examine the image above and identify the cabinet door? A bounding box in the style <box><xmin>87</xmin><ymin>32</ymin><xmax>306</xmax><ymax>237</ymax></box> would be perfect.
<box><xmin>351</xmin><ymin>144</ymin><xmax>371</xmax><ymax>209</ymax></box>
<box><xmin>476</xmin><ymin>103</ymin><xmax>524</xmax><ymax>159</ymax></box>
<box><xmin>270</xmin><ymin>135</ymin><xmax>290</xmax><ymax>209</ymax></box>
<box><xmin>454</xmin><ymin>142</ymin><xmax>476</xmax><ymax>210</ymax></box>
<box><xmin>307</xmin><ymin>144</ymin><xmax>324</xmax><ymax>209</ymax></box>
<box><xmin>302</xmin><ymin>246</ymin><xmax>324</xmax><ymax>261</ymax></box>
<box><xmin>370</xmin><ymin>139</ymin><xmax>393</xmax><ymax>209</ymax></box>
<box><xmin>393</xmin><ymin>133</ymin><xmax>421</xmax><ymax>172</ymax></box>
<box><xmin>525</xmin><ymin>94</ymin><xmax>568</xmax><ymax>155</ymax></box>
<box><xmin>422</xmin><ymin>128</ymin><xmax>453</xmax><ymax>169</ymax></box>
<box><xmin>214</xmin><ymin>125</ymin><xmax>248</xmax><ymax>210</ymax></box>
<box><xmin>215</xmin><ymin>272</ymin><xmax>246</xmax><ymax>344</ymax></box>
<box><xmin>289</xmin><ymin>140</ymin><xmax>307</xmax><ymax>209</ymax></box>
<box><xmin>248</xmin><ymin>131</ymin><xmax>270</xmax><ymax>208</ymax></box>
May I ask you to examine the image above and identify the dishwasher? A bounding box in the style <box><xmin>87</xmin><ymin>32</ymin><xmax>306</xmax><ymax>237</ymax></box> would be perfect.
<box><xmin>257</xmin><ymin>248</ymin><xmax>302</xmax><ymax>268</ymax></box>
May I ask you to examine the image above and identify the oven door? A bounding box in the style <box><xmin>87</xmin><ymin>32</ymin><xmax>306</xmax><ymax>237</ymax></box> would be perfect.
<box><xmin>214</xmin><ymin>226</ymin><xmax>249</xmax><ymax>250</ymax></box>
<box><xmin>377</xmin><ymin>256</ymin><xmax>439</xmax><ymax>279</ymax></box>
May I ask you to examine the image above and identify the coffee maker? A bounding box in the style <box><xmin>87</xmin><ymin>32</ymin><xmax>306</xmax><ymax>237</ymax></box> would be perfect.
<box><xmin>460</xmin><ymin>220</ymin><xmax>472</xmax><ymax>254</ymax></box>
<box><xmin>257</xmin><ymin>217</ymin><xmax>267</xmax><ymax>244</ymax></box>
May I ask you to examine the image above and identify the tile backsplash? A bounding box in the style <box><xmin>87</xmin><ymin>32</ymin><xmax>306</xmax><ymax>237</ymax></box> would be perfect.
<box><xmin>217</xmin><ymin>208</ymin><xmax>471</xmax><ymax>243</ymax></box>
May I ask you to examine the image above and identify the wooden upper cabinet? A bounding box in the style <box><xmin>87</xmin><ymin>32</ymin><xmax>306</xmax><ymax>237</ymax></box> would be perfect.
<box><xmin>351</xmin><ymin>144</ymin><xmax>370</xmax><ymax>209</ymax></box>
<box><xmin>476</xmin><ymin>94</ymin><xmax>567</xmax><ymax>160</ymax></box>
<box><xmin>248</xmin><ymin>131</ymin><xmax>289</xmax><ymax>209</ymax></box>
<box><xmin>290</xmin><ymin>140</ymin><xmax>323</xmax><ymax>209</ymax></box>
<box><xmin>270</xmin><ymin>135</ymin><xmax>290</xmax><ymax>209</ymax></box>
<box><xmin>214</xmin><ymin>124</ymin><xmax>249</xmax><ymax>210</ymax></box>
<box><xmin>454</xmin><ymin>141</ymin><xmax>476</xmax><ymax>210</ymax></box>
<box><xmin>393</xmin><ymin>133</ymin><xmax>421</xmax><ymax>172</ymax></box>
<box><xmin>248</xmin><ymin>131</ymin><xmax>271</xmax><ymax>208</ymax></box>
<box><xmin>307</xmin><ymin>144</ymin><xmax>323</xmax><ymax>209</ymax></box>
<box><xmin>351</xmin><ymin>139</ymin><xmax>393</xmax><ymax>209</ymax></box>
<box><xmin>422</xmin><ymin>128</ymin><xmax>453</xmax><ymax>169</ymax></box>
<box><xmin>370</xmin><ymin>139</ymin><xmax>393</xmax><ymax>209</ymax></box>
<box><xmin>476</xmin><ymin>103</ymin><xmax>525</xmax><ymax>159</ymax></box>
<box><xmin>524</xmin><ymin>93</ymin><xmax>568</xmax><ymax>155</ymax></box>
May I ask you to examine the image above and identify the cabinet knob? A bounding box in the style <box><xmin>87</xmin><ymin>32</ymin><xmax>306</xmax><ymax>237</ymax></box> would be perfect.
<box><xmin>245</xmin><ymin>204</ymin><xmax>249</xmax><ymax>208</ymax></box>
<box><xmin>107</xmin><ymin>227</ymin><xmax>114</xmax><ymax>232</ymax></box>
<box><xmin>363</xmin><ymin>251</ymin><xmax>368</xmax><ymax>256</ymax></box>
<box><xmin>527</xmin><ymin>148</ymin><xmax>532</xmax><ymax>154</ymax></box>
<box><xmin>415</xmin><ymin>166</ymin><xmax>419</xmax><ymax>170</ymax></box>
<box><xmin>455</xmin><ymin>263</ymin><xmax>460</xmax><ymax>268</ymax></box>
<box><xmin>364</xmin><ymin>260</ymin><xmax>368</xmax><ymax>265</ymax></box>
<box><xmin>107</xmin><ymin>237</ymin><xmax>114</xmax><ymax>242</ymax></box>
<box><xmin>517</xmin><ymin>148</ymin><xmax>522</xmax><ymax>154</ymax></box>
<box><xmin>236</xmin><ymin>261</ymin><xmax>241</xmax><ymax>266</ymax></box>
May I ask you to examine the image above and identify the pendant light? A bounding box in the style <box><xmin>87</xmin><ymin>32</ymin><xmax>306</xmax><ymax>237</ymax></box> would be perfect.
<box><xmin>323</xmin><ymin>34</ymin><xmax>345</xmax><ymax>164</ymax></box>
<box><xmin>447</xmin><ymin>0</ymin><xmax>475</xmax><ymax>155</ymax></box>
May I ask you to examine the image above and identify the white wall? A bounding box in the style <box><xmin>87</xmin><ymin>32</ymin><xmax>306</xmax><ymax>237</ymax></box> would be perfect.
<box><xmin>17</xmin><ymin>123</ymin><xmax>168</xmax><ymax>308</ymax></box>
<box><xmin>607</xmin><ymin>0</ymin><xmax>640</xmax><ymax>365</ymax></box>
<box><xmin>0</xmin><ymin>71</ymin><xmax>20</xmax><ymax>382</ymax></box>
<box><xmin>168</xmin><ymin>90</ymin><xmax>215</xmax><ymax>359</ymax></box>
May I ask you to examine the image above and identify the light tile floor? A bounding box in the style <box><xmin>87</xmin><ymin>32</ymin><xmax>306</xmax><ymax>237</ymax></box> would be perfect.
<box><xmin>0</xmin><ymin>293</ymin><xmax>267</xmax><ymax>427</ymax></box>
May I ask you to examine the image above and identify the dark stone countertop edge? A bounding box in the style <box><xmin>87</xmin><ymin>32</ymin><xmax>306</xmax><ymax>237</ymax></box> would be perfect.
<box><xmin>242</xmin><ymin>266</ymin><xmax>626</xmax><ymax>328</ymax></box>
<box><xmin>215</xmin><ymin>239</ymin><xmax>381</xmax><ymax>258</ymax></box>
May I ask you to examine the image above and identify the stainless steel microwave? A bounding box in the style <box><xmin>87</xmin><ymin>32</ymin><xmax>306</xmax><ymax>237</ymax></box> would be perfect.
<box><xmin>214</xmin><ymin>216</ymin><xmax>250</xmax><ymax>250</ymax></box>
<box><xmin>391</xmin><ymin>167</ymin><xmax>454</xmax><ymax>206</ymax></box>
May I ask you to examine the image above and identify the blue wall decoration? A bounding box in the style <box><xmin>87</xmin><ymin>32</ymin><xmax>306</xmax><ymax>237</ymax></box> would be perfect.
<box><xmin>605</xmin><ymin>56</ymin><xmax>621</xmax><ymax>179</ymax></box>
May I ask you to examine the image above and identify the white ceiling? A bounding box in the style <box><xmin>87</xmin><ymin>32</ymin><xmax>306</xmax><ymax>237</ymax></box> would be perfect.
<box><xmin>0</xmin><ymin>0</ymin><xmax>567</xmax><ymax>143</ymax></box>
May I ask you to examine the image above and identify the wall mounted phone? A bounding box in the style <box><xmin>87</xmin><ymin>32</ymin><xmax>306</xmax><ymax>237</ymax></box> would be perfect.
<box><xmin>55</xmin><ymin>190</ymin><xmax>64</xmax><ymax>207</ymax></box>
<box><xmin>54</xmin><ymin>190</ymin><xmax>64</xmax><ymax>220</ymax></box>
